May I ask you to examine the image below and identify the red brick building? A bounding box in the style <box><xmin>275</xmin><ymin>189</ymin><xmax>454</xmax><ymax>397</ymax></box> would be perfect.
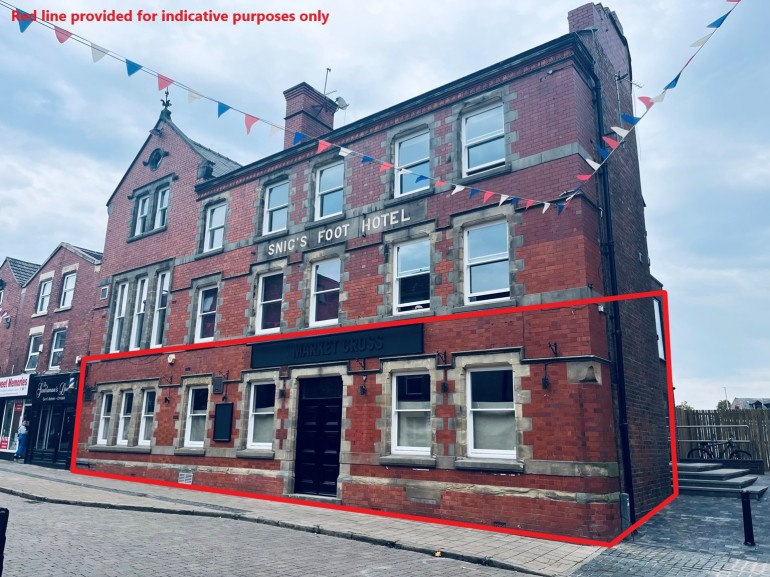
<box><xmin>76</xmin><ymin>3</ymin><xmax>670</xmax><ymax>540</ymax></box>
<box><xmin>0</xmin><ymin>244</ymin><xmax>102</xmax><ymax>466</ymax></box>
<box><xmin>0</xmin><ymin>256</ymin><xmax>40</xmax><ymax>457</ymax></box>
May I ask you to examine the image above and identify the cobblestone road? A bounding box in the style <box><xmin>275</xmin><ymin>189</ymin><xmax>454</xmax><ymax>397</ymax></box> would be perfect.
<box><xmin>1</xmin><ymin>493</ymin><xmax>528</xmax><ymax>577</ymax></box>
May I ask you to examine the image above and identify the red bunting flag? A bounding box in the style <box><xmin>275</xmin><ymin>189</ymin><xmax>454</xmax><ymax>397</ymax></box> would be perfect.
<box><xmin>602</xmin><ymin>136</ymin><xmax>620</xmax><ymax>150</ymax></box>
<box><xmin>483</xmin><ymin>191</ymin><xmax>494</xmax><ymax>203</ymax></box>
<box><xmin>157</xmin><ymin>75</ymin><xmax>173</xmax><ymax>91</ymax></box>
<box><xmin>316</xmin><ymin>140</ymin><xmax>332</xmax><ymax>153</ymax></box>
<box><xmin>524</xmin><ymin>200</ymin><xmax>534</xmax><ymax>209</ymax></box>
<box><xmin>435</xmin><ymin>180</ymin><xmax>447</xmax><ymax>187</ymax></box>
<box><xmin>577</xmin><ymin>174</ymin><xmax>593</xmax><ymax>181</ymax></box>
<box><xmin>245</xmin><ymin>115</ymin><xmax>259</xmax><ymax>135</ymax></box>
<box><xmin>638</xmin><ymin>96</ymin><xmax>655</xmax><ymax>110</ymax></box>
<box><xmin>54</xmin><ymin>27</ymin><xmax>72</xmax><ymax>44</ymax></box>
<box><xmin>379</xmin><ymin>162</ymin><xmax>394</xmax><ymax>172</ymax></box>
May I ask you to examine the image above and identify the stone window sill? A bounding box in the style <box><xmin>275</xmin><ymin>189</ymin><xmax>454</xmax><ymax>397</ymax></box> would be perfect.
<box><xmin>379</xmin><ymin>454</ymin><xmax>436</xmax><ymax>468</ymax></box>
<box><xmin>173</xmin><ymin>447</ymin><xmax>206</xmax><ymax>457</ymax></box>
<box><xmin>455</xmin><ymin>458</ymin><xmax>524</xmax><ymax>473</ymax></box>
<box><xmin>194</xmin><ymin>247</ymin><xmax>224</xmax><ymax>261</ymax></box>
<box><xmin>88</xmin><ymin>445</ymin><xmax>152</xmax><ymax>454</ymax></box>
<box><xmin>235</xmin><ymin>449</ymin><xmax>275</xmax><ymax>460</ymax></box>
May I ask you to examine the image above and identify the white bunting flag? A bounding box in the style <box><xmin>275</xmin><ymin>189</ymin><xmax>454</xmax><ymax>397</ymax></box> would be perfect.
<box><xmin>611</xmin><ymin>126</ymin><xmax>630</xmax><ymax>139</ymax></box>
<box><xmin>91</xmin><ymin>44</ymin><xmax>108</xmax><ymax>63</ymax></box>
<box><xmin>584</xmin><ymin>158</ymin><xmax>602</xmax><ymax>171</ymax></box>
<box><xmin>451</xmin><ymin>185</ymin><xmax>465</xmax><ymax>195</ymax></box>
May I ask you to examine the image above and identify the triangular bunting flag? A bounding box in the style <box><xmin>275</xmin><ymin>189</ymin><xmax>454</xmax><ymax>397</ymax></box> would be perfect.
<box><xmin>269</xmin><ymin>124</ymin><xmax>282</xmax><ymax>136</ymax></box>
<box><xmin>338</xmin><ymin>147</ymin><xmax>352</xmax><ymax>157</ymax></box>
<box><xmin>157</xmin><ymin>75</ymin><xmax>173</xmax><ymax>91</ymax></box>
<box><xmin>415</xmin><ymin>175</ymin><xmax>428</xmax><ymax>183</ymax></box>
<box><xmin>217</xmin><ymin>102</ymin><xmax>231</xmax><ymax>118</ymax></box>
<box><xmin>54</xmin><ymin>27</ymin><xmax>72</xmax><ymax>44</ymax></box>
<box><xmin>557</xmin><ymin>203</ymin><xmax>565</xmax><ymax>215</ymax></box>
<box><xmin>125</xmin><ymin>60</ymin><xmax>142</xmax><ymax>76</ymax></box>
<box><xmin>483</xmin><ymin>192</ymin><xmax>494</xmax><ymax>203</ymax></box>
<box><xmin>188</xmin><ymin>90</ymin><xmax>202</xmax><ymax>103</ymax></box>
<box><xmin>293</xmin><ymin>132</ymin><xmax>308</xmax><ymax>145</ymax></box>
<box><xmin>542</xmin><ymin>202</ymin><xmax>551</xmax><ymax>214</ymax></box>
<box><xmin>468</xmin><ymin>188</ymin><xmax>480</xmax><ymax>198</ymax></box>
<box><xmin>451</xmin><ymin>185</ymin><xmax>465</xmax><ymax>196</ymax></box>
<box><xmin>316</xmin><ymin>139</ymin><xmax>332</xmax><ymax>153</ymax></box>
<box><xmin>577</xmin><ymin>174</ymin><xmax>593</xmax><ymax>181</ymax></box>
<box><xmin>664</xmin><ymin>73</ymin><xmax>681</xmax><ymax>90</ymax></box>
<box><xmin>379</xmin><ymin>162</ymin><xmax>394</xmax><ymax>172</ymax></box>
<box><xmin>17</xmin><ymin>11</ymin><xmax>33</xmax><ymax>33</ymax></box>
<box><xmin>524</xmin><ymin>200</ymin><xmax>534</xmax><ymax>209</ymax></box>
<box><xmin>621</xmin><ymin>113</ymin><xmax>641</xmax><ymax>125</ymax></box>
<box><xmin>435</xmin><ymin>180</ymin><xmax>447</xmax><ymax>187</ymax></box>
<box><xmin>361</xmin><ymin>156</ymin><xmax>374</xmax><ymax>164</ymax></box>
<box><xmin>510</xmin><ymin>197</ymin><xmax>520</xmax><ymax>207</ymax></box>
<box><xmin>651</xmin><ymin>91</ymin><xmax>667</xmax><ymax>104</ymax></box>
<box><xmin>91</xmin><ymin>44</ymin><xmax>108</xmax><ymax>62</ymax></box>
<box><xmin>498</xmin><ymin>194</ymin><xmax>510</xmax><ymax>206</ymax></box>
<box><xmin>708</xmin><ymin>12</ymin><xmax>730</xmax><ymax>28</ymax></box>
<box><xmin>595</xmin><ymin>145</ymin><xmax>609</xmax><ymax>160</ymax></box>
<box><xmin>245</xmin><ymin>115</ymin><xmax>259</xmax><ymax>135</ymax></box>
<box><xmin>638</xmin><ymin>96</ymin><xmax>654</xmax><ymax>110</ymax></box>
<box><xmin>584</xmin><ymin>158</ymin><xmax>601</xmax><ymax>171</ymax></box>
<box><xmin>566</xmin><ymin>193</ymin><xmax>577</xmax><ymax>203</ymax></box>
<box><xmin>611</xmin><ymin>126</ymin><xmax>630</xmax><ymax>139</ymax></box>
<box><xmin>602</xmin><ymin>136</ymin><xmax>620</xmax><ymax>150</ymax></box>
<box><xmin>690</xmin><ymin>32</ymin><xmax>714</xmax><ymax>47</ymax></box>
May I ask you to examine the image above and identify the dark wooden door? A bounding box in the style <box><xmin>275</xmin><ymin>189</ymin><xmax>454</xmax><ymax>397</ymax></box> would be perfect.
<box><xmin>294</xmin><ymin>376</ymin><xmax>343</xmax><ymax>496</ymax></box>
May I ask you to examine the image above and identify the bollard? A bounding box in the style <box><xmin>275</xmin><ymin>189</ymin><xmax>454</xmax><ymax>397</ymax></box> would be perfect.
<box><xmin>741</xmin><ymin>490</ymin><xmax>756</xmax><ymax>546</ymax></box>
<box><xmin>0</xmin><ymin>507</ymin><xmax>8</xmax><ymax>576</ymax></box>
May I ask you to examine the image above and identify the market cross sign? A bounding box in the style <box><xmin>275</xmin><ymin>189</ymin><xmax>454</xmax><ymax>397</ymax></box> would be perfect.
<box><xmin>251</xmin><ymin>324</ymin><xmax>424</xmax><ymax>368</ymax></box>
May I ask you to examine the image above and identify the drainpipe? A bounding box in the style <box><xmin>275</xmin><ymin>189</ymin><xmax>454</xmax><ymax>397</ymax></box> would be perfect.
<box><xmin>575</xmin><ymin>31</ymin><xmax>636</xmax><ymax>525</ymax></box>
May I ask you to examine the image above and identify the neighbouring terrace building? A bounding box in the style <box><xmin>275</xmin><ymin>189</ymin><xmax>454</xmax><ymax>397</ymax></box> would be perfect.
<box><xmin>74</xmin><ymin>3</ymin><xmax>670</xmax><ymax>541</ymax></box>
<box><xmin>0</xmin><ymin>245</ymin><xmax>102</xmax><ymax>467</ymax></box>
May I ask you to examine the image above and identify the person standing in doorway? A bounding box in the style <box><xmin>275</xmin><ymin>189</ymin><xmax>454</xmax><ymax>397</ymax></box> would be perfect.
<box><xmin>14</xmin><ymin>421</ymin><xmax>29</xmax><ymax>462</ymax></box>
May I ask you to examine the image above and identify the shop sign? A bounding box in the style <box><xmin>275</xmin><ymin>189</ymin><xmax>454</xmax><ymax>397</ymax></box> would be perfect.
<box><xmin>251</xmin><ymin>324</ymin><xmax>424</xmax><ymax>369</ymax></box>
<box><xmin>0</xmin><ymin>373</ymin><xmax>30</xmax><ymax>398</ymax></box>
<box><xmin>35</xmin><ymin>378</ymin><xmax>72</xmax><ymax>403</ymax></box>
<box><xmin>258</xmin><ymin>201</ymin><xmax>427</xmax><ymax>259</ymax></box>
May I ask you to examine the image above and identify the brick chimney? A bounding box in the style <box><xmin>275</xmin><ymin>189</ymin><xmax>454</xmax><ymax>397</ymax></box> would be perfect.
<box><xmin>568</xmin><ymin>3</ymin><xmax>630</xmax><ymax>77</ymax></box>
<box><xmin>283</xmin><ymin>83</ymin><xmax>336</xmax><ymax>150</ymax></box>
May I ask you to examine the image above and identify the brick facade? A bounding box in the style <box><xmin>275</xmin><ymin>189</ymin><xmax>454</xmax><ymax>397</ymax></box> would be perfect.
<box><xmin>74</xmin><ymin>3</ymin><xmax>670</xmax><ymax>541</ymax></box>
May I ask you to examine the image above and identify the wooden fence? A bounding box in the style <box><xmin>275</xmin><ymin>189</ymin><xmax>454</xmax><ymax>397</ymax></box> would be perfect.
<box><xmin>675</xmin><ymin>408</ymin><xmax>770</xmax><ymax>468</ymax></box>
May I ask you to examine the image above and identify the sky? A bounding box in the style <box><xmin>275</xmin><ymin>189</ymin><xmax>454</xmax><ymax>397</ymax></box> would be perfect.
<box><xmin>0</xmin><ymin>0</ymin><xmax>767</xmax><ymax>409</ymax></box>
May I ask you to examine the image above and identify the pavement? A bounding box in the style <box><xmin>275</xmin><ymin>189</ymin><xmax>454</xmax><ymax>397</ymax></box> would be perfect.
<box><xmin>1</xmin><ymin>461</ymin><xmax>770</xmax><ymax>576</ymax></box>
<box><xmin>0</xmin><ymin>460</ymin><xmax>602</xmax><ymax>576</ymax></box>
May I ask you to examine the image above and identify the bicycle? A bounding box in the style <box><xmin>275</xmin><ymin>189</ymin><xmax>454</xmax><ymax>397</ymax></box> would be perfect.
<box><xmin>686</xmin><ymin>437</ymin><xmax>753</xmax><ymax>460</ymax></box>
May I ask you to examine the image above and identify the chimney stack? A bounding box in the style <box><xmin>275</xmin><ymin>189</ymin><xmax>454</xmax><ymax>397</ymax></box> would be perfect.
<box><xmin>283</xmin><ymin>82</ymin><xmax>337</xmax><ymax>150</ymax></box>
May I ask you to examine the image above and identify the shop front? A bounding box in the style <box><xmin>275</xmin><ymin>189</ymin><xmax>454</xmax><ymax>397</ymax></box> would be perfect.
<box><xmin>26</xmin><ymin>372</ymin><xmax>78</xmax><ymax>469</ymax></box>
<box><xmin>0</xmin><ymin>373</ymin><xmax>30</xmax><ymax>461</ymax></box>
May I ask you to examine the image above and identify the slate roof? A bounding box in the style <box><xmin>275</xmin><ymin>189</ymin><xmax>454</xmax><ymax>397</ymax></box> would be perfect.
<box><xmin>187</xmin><ymin>137</ymin><xmax>242</xmax><ymax>178</ymax></box>
<box><xmin>71</xmin><ymin>245</ymin><xmax>103</xmax><ymax>263</ymax></box>
<box><xmin>731</xmin><ymin>398</ymin><xmax>770</xmax><ymax>410</ymax></box>
<box><xmin>5</xmin><ymin>257</ymin><xmax>40</xmax><ymax>286</ymax></box>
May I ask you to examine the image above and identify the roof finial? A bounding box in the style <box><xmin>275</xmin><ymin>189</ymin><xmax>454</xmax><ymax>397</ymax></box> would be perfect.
<box><xmin>161</xmin><ymin>88</ymin><xmax>172</xmax><ymax>111</ymax></box>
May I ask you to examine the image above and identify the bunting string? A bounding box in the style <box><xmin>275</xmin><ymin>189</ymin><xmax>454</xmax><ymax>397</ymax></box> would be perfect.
<box><xmin>1</xmin><ymin>0</ymin><xmax>742</xmax><ymax>216</ymax></box>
